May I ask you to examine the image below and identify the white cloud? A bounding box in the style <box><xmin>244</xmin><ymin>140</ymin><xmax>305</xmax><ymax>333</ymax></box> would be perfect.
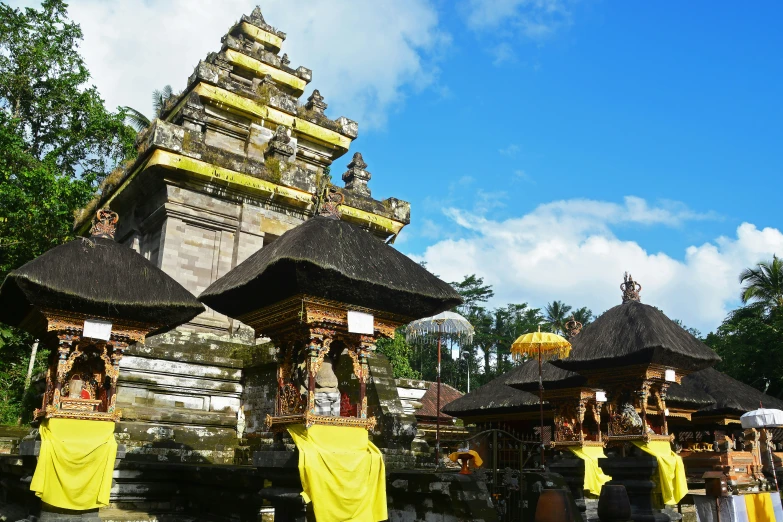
<box><xmin>462</xmin><ymin>0</ymin><xmax>572</xmax><ymax>40</ymax></box>
<box><xmin>513</xmin><ymin>169</ymin><xmax>534</xmax><ymax>183</ymax></box>
<box><xmin>492</xmin><ymin>42</ymin><xmax>517</xmax><ymax>65</ymax></box>
<box><xmin>413</xmin><ymin>197</ymin><xmax>776</xmax><ymax>333</ymax></box>
<box><xmin>13</xmin><ymin>0</ymin><xmax>448</xmax><ymax>130</ymax></box>
<box><xmin>499</xmin><ymin>144</ymin><xmax>520</xmax><ymax>156</ymax></box>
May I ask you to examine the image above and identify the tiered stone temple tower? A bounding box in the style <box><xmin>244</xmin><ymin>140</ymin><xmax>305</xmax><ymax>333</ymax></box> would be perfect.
<box><xmin>72</xmin><ymin>7</ymin><xmax>416</xmax><ymax>467</ymax></box>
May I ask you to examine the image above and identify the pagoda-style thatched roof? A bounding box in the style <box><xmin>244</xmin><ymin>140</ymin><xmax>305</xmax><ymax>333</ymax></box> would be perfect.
<box><xmin>442</xmin><ymin>373</ymin><xmax>543</xmax><ymax>418</ymax></box>
<box><xmin>200</xmin><ymin>216</ymin><xmax>462</xmax><ymax>319</ymax></box>
<box><xmin>0</xmin><ymin>237</ymin><xmax>204</xmax><ymax>330</ymax></box>
<box><xmin>503</xmin><ymin>359</ymin><xmax>586</xmax><ymax>392</ymax></box>
<box><xmin>556</xmin><ymin>301</ymin><xmax>720</xmax><ymax>372</ymax></box>
<box><xmin>679</xmin><ymin>367</ymin><xmax>783</xmax><ymax>417</ymax></box>
<box><xmin>665</xmin><ymin>376</ymin><xmax>717</xmax><ymax>407</ymax></box>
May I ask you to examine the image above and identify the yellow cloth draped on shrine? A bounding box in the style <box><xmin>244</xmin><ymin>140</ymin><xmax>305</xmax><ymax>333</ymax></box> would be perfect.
<box><xmin>567</xmin><ymin>446</ymin><xmax>611</xmax><ymax>496</ymax></box>
<box><xmin>30</xmin><ymin>418</ymin><xmax>117</xmax><ymax>510</ymax></box>
<box><xmin>744</xmin><ymin>492</ymin><xmax>776</xmax><ymax>522</ymax></box>
<box><xmin>288</xmin><ymin>424</ymin><xmax>387</xmax><ymax>522</ymax></box>
<box><xmin>632</xmin><ymin>440</ymin><xmax>688</xmax><ymax>505</ymax></box>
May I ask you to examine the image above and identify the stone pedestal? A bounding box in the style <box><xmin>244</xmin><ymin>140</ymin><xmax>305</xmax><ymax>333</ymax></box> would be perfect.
<box><xmin>549</xmin><ymin>453</ymin><xmax>588</xmax><ymax>520</ymax></box>
<box><xmin>598</xmin><ymin>454</ymin><xmax>669</xmax><ymax>522</ymax></box>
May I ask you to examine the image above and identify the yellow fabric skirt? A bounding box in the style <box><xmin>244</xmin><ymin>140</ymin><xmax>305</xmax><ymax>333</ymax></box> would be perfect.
<box><xmin>567</xmin><ymin>446</ymin><xmax>611</xmax><ymax>496</ymax></box>
<box><xmin>30</xmin><ymin>418</ymin><xmax>117</xmax><ymax>510</ymax></box>
<box><xmin>632</xmin><ymin>440</ymin><xmax>688</xmax><ymax>505</ymax></box>
<box><xmin>744</xmin><ymin>492</ymin><xmax>776</xmax><ymax>522</ymax></box>
<box><xmin>288</xmin><ymin>424</ymin><xmax>387</xmax><ymax>522</ymax></box>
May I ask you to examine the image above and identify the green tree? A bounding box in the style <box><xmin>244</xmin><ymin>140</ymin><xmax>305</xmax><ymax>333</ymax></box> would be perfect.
<box><xmin>706</xmin><ymin>306</ymin><xmax>783</xmax><ymax>398</ymax></box>
<box><xmin>123</xmin><ymin>84</ymin><xmax>175</xmax><ymax>131</ymax></box>
<box><xmin>452</xmin><ymin>274</ymin><xmax>494</xmax><ymax>315</ymax></box>
<box><xmin>705</xmin><ymin>257</ymin><xmax>783</xmax><ymax>399</ymax></box>
<box><xmin>0</xmin><ymin>326</ymin><xmax>47</xmax><ymax>424</ymax></box>
<box><xmin>0</xmin><ymin>0</ymin><xmax>135</xmax><ymax>277</ymax></box>
<box><xmin>570</xmin><ymin>307</ymin><xmax>594</xmax><ymax>330</ymax></box>
<box><xmin>0</xmin><ymin>0</ymin><xmax>135</xmax><ymax>424</ymax></box>
<box><xmin>544</xmin><ymin>300</ymin><xmax>572</xmax><ymax>335</ymax></box>
<box><xmin>739</xmin><ymin>255</ymin><xmax>783</xmax><ymax>315</ymax></box>
<box><xmin>376</xmin><ymin>330</ymin><xmax>421</xmax><ymax>380</ymax></box>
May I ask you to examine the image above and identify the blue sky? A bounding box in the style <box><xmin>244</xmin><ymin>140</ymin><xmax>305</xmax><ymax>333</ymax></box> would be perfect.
<box><xmin>20</xmin><ymin>0</ymin><xmax>782</xmax><ymax>333</ymax></box>
<box><xmin>356</xmin><ymin>1</ymin><xmax>783</xmax><ymax>332</ymax></box>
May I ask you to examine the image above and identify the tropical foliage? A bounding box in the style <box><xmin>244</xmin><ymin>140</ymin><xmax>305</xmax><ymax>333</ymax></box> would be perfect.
<box><xmin>707</xmin><ymin>255</ymin><xmax>783</xmax><ymax>398</ymax></box>
<box><xmin>0</xmin><ymin>0</ymin><xmax>136</xmax><ymax>424</ymax></box>
<box><xmin>383</xmin><ymin>273</ymin><xmax>594</xmax><ymax>392</ymax></box>
<box><xmin>123</xmin><ymin>84</ymin><xmax>175</xmax><ymax>131</ymax></box>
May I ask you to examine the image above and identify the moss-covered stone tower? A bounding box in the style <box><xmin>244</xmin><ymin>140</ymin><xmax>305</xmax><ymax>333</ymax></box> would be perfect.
<box><xmin>69</xmin><ymin>6</ymin><xmax>417</xmax><ymax>469</ymax></box>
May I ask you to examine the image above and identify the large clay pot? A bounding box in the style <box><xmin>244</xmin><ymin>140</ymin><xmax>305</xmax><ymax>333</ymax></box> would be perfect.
<box><xmin>598</xmin><ymin>485</ymin><xmax>632</xmax><ymax>522</ymax></box>
<box><xmin>534</xmin><ymin>489</ymin><xmax>578</xmax><ymax>522</ymax></box>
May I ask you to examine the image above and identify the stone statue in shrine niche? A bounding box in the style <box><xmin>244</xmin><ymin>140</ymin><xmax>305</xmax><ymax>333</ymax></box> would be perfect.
<box><xmin>314</xmin><ymin>351</ymin><xmax>340</xmax><ymax>417</ymax></box>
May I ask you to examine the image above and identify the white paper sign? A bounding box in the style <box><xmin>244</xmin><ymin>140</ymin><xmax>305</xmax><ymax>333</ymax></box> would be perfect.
<box><xmin>347</xmin><ymin>311</ymin><xmax>374</xmax><ymax>335</ymax></box>
<box><xmin>595</xmin><ymin>391</ymin><xmax>607</xmax><ymax>403</ymax></box>
<box><xmin>83</xmin><ymin>319</ymin><xmax>113</xmax><ymax>341</ymax></box>
<box><xmin>665</xmin><ymin>369</ymin><xmax>676</xmax><ymax>382</ymax></box>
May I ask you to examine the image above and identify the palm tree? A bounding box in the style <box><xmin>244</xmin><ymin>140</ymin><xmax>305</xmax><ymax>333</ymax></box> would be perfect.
<box><xmin>122</xmin><ymin>107</ymin><xmax>151</xmax><ymax>132</ymax></box>
<box><xmin>740</xmin><ymin>255</ymin><xmax>783</xmax><ymax>314</ymax></box>
<box><xmin>571</xmin><ymin>307</ymin><xmax>594</xmax><ymax>329</ymax></box>
<box><xmin>122</xmin><ymin>85</ymin><xmax>174</xmax><ymax>132</ymax></box>
<box><xmin>545</xmin><ymin>300</ymin><xmax>572</xmax><ymax>335</ymax></box>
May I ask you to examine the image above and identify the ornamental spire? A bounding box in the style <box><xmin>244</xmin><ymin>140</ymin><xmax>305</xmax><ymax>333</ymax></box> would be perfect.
<box><xmin>342</xmin><ymin>152</ymin><xmax>372</xmax><ymax>197</ymax></box>
<box><xmin>90</xmin><ymin>209</ymin><xmax>118</xmax><ymax>240</ymax></box>
<box><xmin>621</xmin><ymin>272</ymin><xmax>642</xmax><ymax>303</ymax></box>
<box><xmin>565</xmin><ymin>315</ymin><xmax>583</xmax><ymax>338</ymax></box>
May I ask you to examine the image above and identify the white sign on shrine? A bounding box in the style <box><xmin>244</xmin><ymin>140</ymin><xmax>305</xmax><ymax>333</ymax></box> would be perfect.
<box><xmin>83</xmin><ymin>319</ymin><xmax>113</xmax><ymax>341</ymax></box>
<box><xmin>347</xmin><ymin>311</ymin><xmax>374</xmax><ymax>335</ymax></box>
<box><xmin>665</xmin><ymin>369</ymin><xmax>676</xmax><ymax>382</ymax></box>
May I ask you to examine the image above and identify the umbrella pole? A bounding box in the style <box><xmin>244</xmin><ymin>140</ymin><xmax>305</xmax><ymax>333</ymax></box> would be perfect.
<box><xmin>436</xmin><ymin>323</ymin><xmax>442</xmax><ymax>468</ymax></box>
<box><xmin>767</xmin><ymin>430</ymin><xmax>779</xmax><ymax>491</ymax></box>
<box><xmin>539</xmin><ymin>343</ymin><xmax>545</xmax><ymax>469</ymax></box>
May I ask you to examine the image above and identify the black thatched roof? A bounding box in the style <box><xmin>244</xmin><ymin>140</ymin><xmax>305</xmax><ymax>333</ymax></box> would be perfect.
<box><xmin>556</xmin><ymin>301</ymin><xmax>720</xmax><ymax>372</ymax></box>
<box><xmin>666</xmin><ymin>377</ymin><xmax>717</xmax><ymax>407</ymax></box>
<box><xmin>503</xmin><ymin>359</ymin><xmax>586</xmax><ymax>392</ymax></box>
<box><xmin>442</xmin><ymin>373</ymin><xmax>543</xmax><ymax>418</ymax></box>
<box><xmin>679</xmin><ymin>368</ymin><xmax>783</xmax><ymax>416</ymax></box>
<box><xmin>200</xmin><ymin>216</ymin><xmax>462</xmax><ymax>319</ymax></box>
<box><xmin>0</xmin><ymin>237</ymin><xmax>204</xmax><ymax>330</ymax></box>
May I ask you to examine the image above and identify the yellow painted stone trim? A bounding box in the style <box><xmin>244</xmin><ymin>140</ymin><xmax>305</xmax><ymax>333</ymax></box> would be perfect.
<box><xmin>191</xmin><ymin>83</ymin><xmax>351</xmax><ymax>150</ymax></box>
<box><xmin>291</xmin><ymin>114</ymin><xmax>352</xmax><ymax>150</ymax></box>
<box><xmin>146</xmin><ymin>149</ymin><xmax>313</xmax><ymax>206</ymax></box>
<box><xmin>239</xmin><ymin>21</ymin><xmax>283</xmax><ymax>51</ymax></box>
<box><xmin>225</xmin><ymin>49</ymin><xmax>306</xmax><ymax>95</ymax></box>
<box><xmin>339</xmin><ymin>205</ymin><xmax>405</xmax><ymax>237</ymax></box>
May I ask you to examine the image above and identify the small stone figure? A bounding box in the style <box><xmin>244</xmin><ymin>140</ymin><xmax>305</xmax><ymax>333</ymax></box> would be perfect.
<box><xmin>237</xmin><ymin>405</ymin><xmax>246</xmax><ymax>439</ymax></box>
<box><xmin>314</xmin><ymin>352</ymin><xmax>340</xmax><ymax>417</ymax></box>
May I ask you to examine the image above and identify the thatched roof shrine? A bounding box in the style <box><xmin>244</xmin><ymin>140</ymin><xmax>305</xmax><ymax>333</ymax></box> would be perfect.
<box><xmin>442</xmin><ymin>374</ymin><xmax>542</xmax><ymax>418</ymax></box>
<box><xmin>672</xmin><ymin>367</ymin><xmax>783</xmax><ymax>417</ymax></box>
<box><xmin>503</xmin><ymin>359</ymin><xmax>586</xmax><ymax>392</ymax></box>
<box><xmin>0</xmin><ymin>212</ymin><xmax>204</xmax><ymax>331</ymax></box>
<box><xmin>200</xmin><ymin>215</ymin><xmax>462</xmax><ymax>320</ymax></box>
<box><xmin>556</xmin><ymin>300</ymin><xmax>720</xmax><ymax>372</ymax></box>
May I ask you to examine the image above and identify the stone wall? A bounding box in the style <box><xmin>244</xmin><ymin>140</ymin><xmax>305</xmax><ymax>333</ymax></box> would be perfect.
<box><xmin>387</xmin><ymin>471</ymin><xmax>498</xmax><ymax>522</ymax></box>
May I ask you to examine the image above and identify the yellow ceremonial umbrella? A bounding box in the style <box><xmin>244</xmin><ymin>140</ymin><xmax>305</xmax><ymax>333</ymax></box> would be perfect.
<box><xmin>510</xmin><ymin>326</ymin><xmax>571</xmax><ymax>469</ymax></box>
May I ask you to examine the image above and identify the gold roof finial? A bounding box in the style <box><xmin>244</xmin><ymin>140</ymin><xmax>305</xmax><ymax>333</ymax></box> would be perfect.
<box><xmin>621</xmin><ymin>272</ymin><xmax>642</xmax><ymax>303</ymax></box>
<box><xmin>90</xmin><ymin>209</ymin><xmax>118</xmax><ymax>239</ymax></box>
